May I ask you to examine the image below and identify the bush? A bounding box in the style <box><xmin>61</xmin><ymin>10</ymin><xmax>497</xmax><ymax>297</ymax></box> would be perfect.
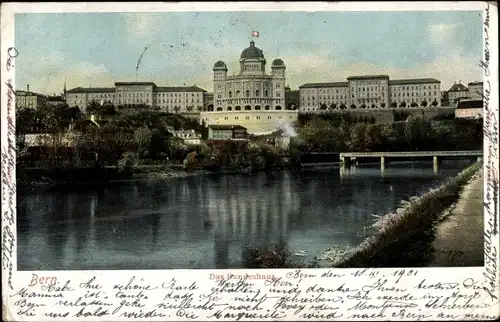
<box><xmin>183</xmin><ymin>151</ymin><xmax>199</xmax><ymax>171</ymax></box>
<box><xmin>118</xmin><ymin>151</ymin><xmax>137</xmax><ymax>172</ymax></box>
<box><xmin>242</xmin><ymin>238</ymin><xmax>308</xmax><ymax>268</ymax></box>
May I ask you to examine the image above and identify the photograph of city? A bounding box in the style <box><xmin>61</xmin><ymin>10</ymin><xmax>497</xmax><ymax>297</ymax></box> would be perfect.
<box><xmin>14</xmin><ymin>9</ymin><xmax>485</xmax><ymax>270</ymax></box>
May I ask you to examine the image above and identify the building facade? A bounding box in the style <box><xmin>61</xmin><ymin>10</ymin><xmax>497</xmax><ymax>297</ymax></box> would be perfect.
<box><xmin>200</xmin><ymin>40</ymin><xmax>298</xmax><ymax>134</ymax></box>
<box><xmin>15</xmin><ymin>90</ymin><xmax>47</xmax><ymax>110</ymax></box>
<box><xmin>299</xmin><ymin>76</ymin><xmax>442</xmax><ymax>112</ymax></box>
<box><xmin>467</xmin><ymin>81</ymin><xmax>483</xmax><ymax>101</ymax></box>
<box><xmin>66</xmin><ymin>82</ymin><xmax>206</xmax><ymax>114</ymax></box>
<box><xmin>455</xmin><ymin>99</ymin><xmax>483</xmax><ymax>119</ymax></box>
<box><xmin>445</xmin><ymin>82</ymin><xmax>470</xmax><ymax>106</ymax></box>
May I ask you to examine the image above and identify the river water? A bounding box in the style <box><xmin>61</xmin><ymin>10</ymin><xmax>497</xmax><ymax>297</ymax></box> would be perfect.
<box><xmin>17</xmin><ymin>160</ymin><xmax>475</xmax><ymax>270</ymax></box>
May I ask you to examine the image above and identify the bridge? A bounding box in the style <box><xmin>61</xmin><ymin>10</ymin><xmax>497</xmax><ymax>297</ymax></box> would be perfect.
<box><xmin>339</xmin><ymin>150</ymin><xmax>483</xmax><ymax>168</ymax></box>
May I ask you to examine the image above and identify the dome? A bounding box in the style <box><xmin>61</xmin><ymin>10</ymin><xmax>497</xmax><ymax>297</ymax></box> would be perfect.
<box><xmin>240</xmin><ymin>40</ymin><xmax>264</xmax><ymax>59</ymax></box>
<box><xmin>272</xmin><ymin>58</ymin><xmax>285</xmax><ymax>66</ymax></box>
<box><xmin>213</xmin><ymin>60</ymin><xmax>227</xmax><ymax>69</ymax></box>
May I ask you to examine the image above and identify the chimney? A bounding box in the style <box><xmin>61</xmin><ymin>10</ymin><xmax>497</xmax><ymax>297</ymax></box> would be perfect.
<box><xmin>27</xmin><ymin>84</ymin><xmax>30</xmax><ymax>93</ymax></box>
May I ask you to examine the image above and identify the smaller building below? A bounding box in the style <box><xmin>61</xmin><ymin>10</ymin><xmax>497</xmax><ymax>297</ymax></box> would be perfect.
<box><xmin>208</xmin><ymin>124</ymin><xmax>248</xmax><ymax>140</ymax></box>
<box><xmin>455</xmin><ymin>99</ymin><xmax>483</xmax><ymax>119</ymax></box>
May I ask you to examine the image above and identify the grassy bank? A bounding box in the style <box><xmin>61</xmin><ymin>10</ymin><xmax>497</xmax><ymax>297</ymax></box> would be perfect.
<box><xmin>318</xmin><ymin>162</ymin><xmax>481</xmax><ymax>268</ymax></box>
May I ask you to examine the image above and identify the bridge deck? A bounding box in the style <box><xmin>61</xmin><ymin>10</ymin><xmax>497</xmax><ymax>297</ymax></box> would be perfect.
<box><xmin>340</xmin><ymin>150</ymin><xmax>483</xmax><ymax>157</ymax></box>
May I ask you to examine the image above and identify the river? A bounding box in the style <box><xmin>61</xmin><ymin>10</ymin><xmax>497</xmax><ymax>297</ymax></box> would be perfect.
<box><xmin>17</xmin><ymin>159</ymin><xmax>475</xmax><ymax>270</ymax></box>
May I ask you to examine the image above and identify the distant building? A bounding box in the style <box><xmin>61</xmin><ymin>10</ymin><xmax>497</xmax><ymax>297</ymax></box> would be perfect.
<box><xmin>299</xmin><ymin>76</ymin><xmax>441</xmax><ymax>112</ymax></box>
<box><xmin>455</xmin><ymin>99</ymin><xmax>483</xmax><ymax>119</ymax></box>
<box><xmin>467</xmin><ymin>81</ymin><xmax>483</xmax><ymax>101</ymax></box>
<box><xmin>207</xmin><ymin>124</ymin><xmax>248</xmax><ymax>140</ymax></box>
<box><xmin>65</xmin><ymin>82</ymin><xmax>206</xmax><ymax>114</ymax></box>
<box><xmin>171</xmin><ymin>129</ymin><xmax>202</xmax><ymax>145</ymax></box>
<box><xmin>285</xmin><ymin>87</ymin><xmax>300</xmax><ymax>111</ymax></box>
<box><xmin>15</xmin><ymin>89</ymin><xmax>46</xmax><ymax>110</ymax></box>
<box><xmin>45</xmin><ymin>95</ymin><xmax>66</xmax><ymax>106</ymax></box>
<box><xmin>200</xmin><ymin>40</ymin><xmax>298</xmax><ymax>134</ymax></box>
<box><xmin>446</xmin><ymin>82</ymin><xmax>470</xmax><ymax>106</ymax></box>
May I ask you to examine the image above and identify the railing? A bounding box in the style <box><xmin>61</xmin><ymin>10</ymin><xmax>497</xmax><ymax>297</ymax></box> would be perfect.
<box><xmin>340</xmin><ymin>150</ymin><xmax>483</xmax><ymax>158</ymax></box>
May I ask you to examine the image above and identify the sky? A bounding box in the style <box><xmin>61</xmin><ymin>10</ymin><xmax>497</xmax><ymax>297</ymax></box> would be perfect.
<box><xmin>14</xmin><ymin>10</ymin><xmax>484</xmax><ymax>95</ymax></box>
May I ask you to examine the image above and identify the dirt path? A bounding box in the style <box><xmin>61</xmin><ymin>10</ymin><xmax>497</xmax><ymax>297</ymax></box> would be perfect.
<box><xmin>429</xmin><ymin>168</ymin><xmax>484</xmax><ymax>267</ymax></box>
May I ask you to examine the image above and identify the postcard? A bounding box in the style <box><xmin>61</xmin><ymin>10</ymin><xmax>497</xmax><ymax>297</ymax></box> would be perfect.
<box><xmin>1</xmin><ymin>1</ymin><xmax>499</xmax><ymax>321</ymax></box>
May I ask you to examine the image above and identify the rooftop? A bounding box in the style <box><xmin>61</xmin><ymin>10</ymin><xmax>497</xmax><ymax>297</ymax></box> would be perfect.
<box><xmin>347</xmin><ymin>75</ymin><xmax>389</xmax><ymax>80</ymax></box>
<box><xmin>448</xmin><ymin>83</ymin><xmax>468</xmax><ymax>92</ymax></box>
<box><xmin>389</xmin><ymin>78</ymin><xmax>441</xmax><ymax>85</ymax></box>
<box><xmin>114</xmin><ymin>82</ymin><xmax>157</xmax><ymax>87</ymax></box>
<box><xmin>66</xmin><ymin>87</ymin><xmax>115</xmax><ymax>93</ymax></box>
<box><xmin>299</xmin><ymin>82</ymin><xmax>348</xmax><ymax>89</ymax></box>
<box><xmin>456</xmin><ymin>99</ymin><xmax>483</xmax><ymax>109</ymax></box>
<box><xmin>154</xmin><ymin>86</ymin><xmax>206</xmax><ymax>92</ymax></box>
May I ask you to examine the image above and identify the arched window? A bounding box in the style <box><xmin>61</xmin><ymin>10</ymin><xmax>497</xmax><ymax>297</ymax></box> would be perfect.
<box><xmin>208</xmin><ymin>104</ymin><xmax>214</xmax><ymax>111</ymax></box>
<box><xmin>235</xmin><ymin>106</ymin><xmax>241</xmax><ymax>111</ymax></box>
<box><xmin>229</xmin><ymin>91</ymin><xmax>232</xmax><ymax>98</ymax></box>
<box><xmin>227</xmin><ymin>106</ymin><xmax>232</xmax><ymax>111</ymax></box>
<box><xmin>264</xmin><ymin>105</ymin><xmax>270</xmax><ymax>110</ymax></box>
<box><xmin>245</xmin><ymin>105</ymin><xmax>251</xmax><ymax>110</ymax></box>
<box><xmin>275</xmin><ymin>106</ymin><xmax>282</xmax><ymax>110</ymax></box>
<box><xmin>245</xmin><ymin>90</ymin><xmax>250</xmax><ymax>97</ymax></box>
<box><xmin>255</xmin><ymin>90</ymin><xmax>260</xmax><ymax>97</ymax></box>
<box><xmin>255</xmin><ymin>105</ymin><xmax>261</xmax><ymax>110</ymax></box>
<box><xmin>236</xmin><ymin>90</ymin><xmax>240</xmax><ymax>97</ymax></box>
<box><xmin>216</xmin><ymin>107</ymin><xmax>223</xmax><ymax>111</ymax></box>
<box><xmin>264</xmin><ymin>90</ymin><xmax>269</xmax><ymax>97</ymax></box>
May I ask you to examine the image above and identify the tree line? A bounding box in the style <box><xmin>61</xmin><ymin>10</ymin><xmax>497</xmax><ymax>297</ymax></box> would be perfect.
<box><xmin>291</xmin><ymin>114</ymin><xmax>482</xmax><ymax>153</ymax></box>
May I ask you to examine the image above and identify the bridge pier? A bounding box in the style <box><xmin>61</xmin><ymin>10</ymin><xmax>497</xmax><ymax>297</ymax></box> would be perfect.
<box><xmin>433</xmin><ymin>156</ymin><xmax>440</xmax><ymax>173</ymax></box>
<box><xmin>350</xmin><ymin>157</ymin><xmax>358</xmax><ymax>166</ymax></box>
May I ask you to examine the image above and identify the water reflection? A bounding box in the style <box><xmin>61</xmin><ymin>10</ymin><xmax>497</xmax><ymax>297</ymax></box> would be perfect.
<box><xmin>17</xmin><ymin>160</ymin><xmax>474</xmax><ymax>270</ymax></box>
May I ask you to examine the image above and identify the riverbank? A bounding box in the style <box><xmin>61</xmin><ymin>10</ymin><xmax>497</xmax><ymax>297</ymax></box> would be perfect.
<box><xmin>429</xmin><ymin>168</ymin><xmax>484</xmax><ymax>266</ymax></box>
<box><xmin>316</xmin><ymin>162</ymin><xmax>481</xmax><ymax>268</ymax></box>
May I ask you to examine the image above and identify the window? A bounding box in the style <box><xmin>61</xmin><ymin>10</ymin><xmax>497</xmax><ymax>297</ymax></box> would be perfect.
<box><xmin>245</xmin><ymin>116</ymin><xmax>250</xmax><ymax>120</ymax></box>
<box><xmin>256</xmin><ymin>90</ymin><xmax>260</xmax><ymax>97</ymax></box>
<box><xmin>256</xmin><ymin>116</ymin><xmax>261</xmax><ymax>120</ymax></box>
<box><xmin>245</xmin><ymin>90</ymin><xmax>250</xmax><ymax>97</ymax></box>
<box><xmin>267</xmin><ymin>116</ymin><xmax>272</xmax><ymax>119</ymax></box>
<box><xmin>276</xmin><ymin>83</ymin><xmax>280</xmax><ymax>88</ymax></box>
<box><xmin>265</xmin><ymin>90</ymin><xmax>269</xmax><ymax>97</ymax></box>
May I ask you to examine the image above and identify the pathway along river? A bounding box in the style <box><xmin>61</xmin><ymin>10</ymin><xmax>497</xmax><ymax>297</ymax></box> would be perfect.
<box><xmin>17</xmin><ymin>159</ymin><xmax>475</xmax><ymax>270</ymax></box>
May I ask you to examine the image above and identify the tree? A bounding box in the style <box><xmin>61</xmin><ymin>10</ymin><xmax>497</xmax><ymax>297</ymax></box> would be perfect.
<box><xmin>16</xmin><ymin>108</ymin><xmax>37</xmax><ymax>150</ymax></box>
<box><xmin>399</xmin><ymin>101</ymin><xmax>407</xmax><ymax>108</ymax></box>
<box><xmin>340</xmin><ymin>103</ymin><xmax>347</xmax><ymax>110</ymax></box>
<box><xmin>134</xmin><ymin>126</ymin><xmax>153</xmax><ymax>162</ymax></box>
<box><xmin>410</xmin><ymin>102</ymin><xmax>418</xmax><ymax>107</ymax></box>
<box><xmin>87</xmin><ymin>100</ymin><xmax>101</xmax><ymax>115</ymax></box>
<box><xmin>174</xmin><ymin>106</ymin><xmax>181</xmax><ymax>114</ymax></box>
<box><xmin>320</xmin><ymin>103</ymin><xmax>328</xmax><ymax>110</ymax></box>
<box><xmin>421</xmin><ymin>100</ymin><xmax>428</xmax><ymax>107</ymax></box>
<box><xmin>360</xmin><ymin>104</ymin><xmax>367</xmax><ymax>109</ymax></box>
<box><xmin>329</xmin><ymin>103</ymin><xmax>337</xmax><ymax>110</ymax></box>
<box><xmin>431</xmin><ymin>99</ymin><xmax>438</xmax><ymax>107</ymax></box>
<box><xmin>197</xmin><ymin>105</ymin><xmax>203</xmax><ymax>112</ymax></box>
<box><xmin>350</xmin><ymin>104</ymin><xmax>356</xmax><ymax>109</ymax></box>
<box><xmin>186</xmin><ymin>105</ymin><xmax>194</xmax><ymax>112</ymax></box>
<box><xmin>381</xmin><ymin>102</ymin><xmax>386</xmax><ymax>108</ymax></box>
<box><xmin>390</xmin><ymin>102</ymin><xmax>398</xmax><ymax>108</ymax></box>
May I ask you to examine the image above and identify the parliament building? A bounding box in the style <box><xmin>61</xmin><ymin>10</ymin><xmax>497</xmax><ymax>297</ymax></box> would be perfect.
<box><xmin>199</xmin><ymin>40</ymin><xmax>298</xmax><ymax>135</ymax></box>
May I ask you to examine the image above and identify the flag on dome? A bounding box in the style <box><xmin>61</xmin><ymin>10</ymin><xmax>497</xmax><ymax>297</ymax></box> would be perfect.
<box><xmin>251</xmin><ymin>31</ymin><xmax>260</xmax><ymax>38</ymax></box>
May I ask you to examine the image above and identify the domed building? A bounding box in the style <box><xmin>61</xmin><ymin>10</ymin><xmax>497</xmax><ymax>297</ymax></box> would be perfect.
<box><xmin>200</xmin><ymin>40</ymin><xmax>298</xmax><ymax>135</ymax></box>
